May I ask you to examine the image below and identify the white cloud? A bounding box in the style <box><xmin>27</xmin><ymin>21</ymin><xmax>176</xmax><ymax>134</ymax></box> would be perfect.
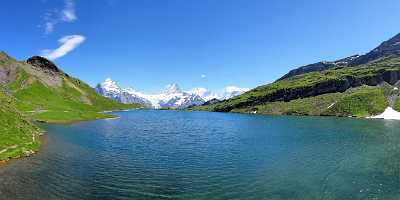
<box><xmin>224</xmin><ymin>86</ymin><xmax>250</xmax><ymax>93</ymax></box>
<box><xmin>62</xmin><ymin>0</ymin><xmax>77</xmax><ymax>22</ymax></box>
<box><xmin>188</xmin><ymin>87</ymin><xmax>209</xmax><ymax>96</ymax></box>
<box><xmin>201</xmin><ymin>74</ymin><xmax>206</xmax><ymax>78</ymax></box>
<box><xmin>221</xmin><ymin>86</ymin><xmax>250</xmax><ymax>99</ymax></box>
<box><xmin>41</xmin><ymin>35</ymin><xmax>86</xmax><ymax>60</ymax></box>
<box><xmin>42</xmin><ymin>0</ymin><xmax>77</xmax><ymax>34</ymax></box>
<box><xmin>187</xmin><ymin>86</ymin><xmax>250</xmax><ymax>101</ymax></box>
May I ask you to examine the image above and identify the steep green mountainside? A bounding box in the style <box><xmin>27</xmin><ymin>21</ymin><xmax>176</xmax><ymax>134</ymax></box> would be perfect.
<box><xmin>190</xmin><ymin>33</ymin><xmax>400</xmax><ymax>117</ymax></box>
<box><xmin>0</xmin><ymin>89</ymin><xmax>41</xmax><ymax>161</ymax></box>
<box><xmin>1</xmin><ymin>53</ymin><xmax>141</xmax><ymax>123</ymax></box>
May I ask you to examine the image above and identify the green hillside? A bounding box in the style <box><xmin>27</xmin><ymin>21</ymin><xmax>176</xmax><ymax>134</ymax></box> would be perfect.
<box><xmin>0</xmin><ymin>52</ymin><xmax>142</xmax><ymax>161</ymax></box>
<box><xmin>0</xmin><ymin>90</ymin><xmax>41</xmax><ymax>161</ymax></box>
<box><xmin>1</xmin><ymin>53</ymin><xmax>141</xmax><ymax>123</ymax></box>
<box><xmin>190</xmin><ymin>33</ymin><xmax>400</xmax><ymax>117</ymax></box>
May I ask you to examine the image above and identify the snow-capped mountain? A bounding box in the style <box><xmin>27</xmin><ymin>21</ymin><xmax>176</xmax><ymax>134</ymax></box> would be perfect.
<box><xmin>188</xmin><ymin>88</ymin><xmax>220</xmax><ymax>101</ymax></box>
<box><xmin>188</xmin><ymin>86</ymin><xmax>250</xmax><ymax>101</ymax></box>
<box><xmin>95</xmin><ymin>78</ymin><xmax>249</xmax><ymax>109</ymax></box>
<box><xmin>95</xmin><ymin>78</ymin><xmax>152</xmax><ymax>107</ymax></box>
<box><xmin>96</xmin><ymin>79</ymin><xmax>205</xmax><ymax>108</ymax></box>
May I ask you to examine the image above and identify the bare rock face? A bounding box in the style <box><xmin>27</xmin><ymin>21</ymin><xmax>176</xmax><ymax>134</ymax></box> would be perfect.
<box><xmin>0</xmin><ymin>51</ymin><xmax>19</xmax><ymax>85</ymax></box>
<box><xmin>26</xmin><ymin>56</ymin><xmax>63</xmax><ymax>74</ymax></box>
<box><xmin>23</xmin><ymin>56</ymin><xmax>66</xmax><ymax>87</ymax></box>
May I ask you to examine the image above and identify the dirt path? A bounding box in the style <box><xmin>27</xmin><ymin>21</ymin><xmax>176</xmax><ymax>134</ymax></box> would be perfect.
<box><xmin>0</xmin><ymin>145</ymin><xmax>18</xmax><ymax>155</ymax></box>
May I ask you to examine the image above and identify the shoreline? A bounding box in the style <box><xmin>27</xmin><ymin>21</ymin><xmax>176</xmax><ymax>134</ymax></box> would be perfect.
<box><xmin>0</xmin><ymin>108</ymin><xmax>139</xmax><ymax>165</ymax></box>
<box><xmin>191</xmin><ymin>109</ymin><xmax>400</xmax><ymax>121</ymax></box>
<box><xmin>34</xmin><ymin>108</ymin><xmax>141</xmax><ymax>125</ymax></box>
<box><xmin>0</xmin><ymin>132</ymin><xmax>48</xmax><ymax>166</ymax></box>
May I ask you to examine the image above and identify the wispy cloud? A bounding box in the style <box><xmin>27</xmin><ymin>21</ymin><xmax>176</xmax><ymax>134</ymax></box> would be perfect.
<box><xmin>45</xmin><ymin>22</ymin><xmax>54</xmax><ymax>34</ymax></box>
<box><xmin>41</xmin><ymin>35</ymin><xmax>86</xmax><ymax>60</ymax></box>
<box><xmin>201</xmin><ymin>74</ymin><xmax>206</xmax><ymax>78</ymax></box>
<box><xmin>42</xmin><ymin>0</ymin><xmax>77</xmax><ymax>34</ymax></box>
<box><xmin>187</xmin><ymin>86</ymin><xmax>250</xmax><ymax>101</ymax></box>
<box><xmin>62</xmin><ymin>0</ymin><xmax>77</xmax><ymax>22</ymax></box>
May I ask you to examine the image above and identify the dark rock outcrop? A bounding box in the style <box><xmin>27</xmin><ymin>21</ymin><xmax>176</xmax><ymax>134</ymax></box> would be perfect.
<box><xmin>278</xmin><ymin>55</ymin><xmax>359</xmax><ymax>81</ymax></box>
<box><xmin>26</xmin><ymin>56</ymin><xmax>65</xmax><ymax>75</ymax></box>
<box><xmin>202</xmin><ymin>98</ymin><xmax>222</xmax><ymax>106</ymax></box>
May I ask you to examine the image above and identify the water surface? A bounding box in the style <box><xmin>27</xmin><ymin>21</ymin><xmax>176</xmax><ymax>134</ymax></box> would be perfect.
<box><xmin>0</xmin><ymin>110</ymin><xmax>400</xmax><ymax>199</ymax></box>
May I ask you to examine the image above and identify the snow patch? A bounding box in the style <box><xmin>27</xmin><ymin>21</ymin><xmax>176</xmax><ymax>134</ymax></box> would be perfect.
<box><xmin>369</xmin><ymin>107</ymin><xmax>400</xmax><ymax>120</ymax></box>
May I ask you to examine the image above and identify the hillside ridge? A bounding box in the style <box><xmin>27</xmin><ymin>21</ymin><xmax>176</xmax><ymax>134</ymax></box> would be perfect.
<box><xmin>190</xmin><ymin>32</ymin><xmax>400</xmax><ymax>118</ymax></box>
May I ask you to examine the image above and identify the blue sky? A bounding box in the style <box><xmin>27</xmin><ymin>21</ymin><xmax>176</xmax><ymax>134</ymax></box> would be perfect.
<box><xmin>1</xmin><ymin>0</ymin><xmax>400</xmax><ymax>93</ymax></box>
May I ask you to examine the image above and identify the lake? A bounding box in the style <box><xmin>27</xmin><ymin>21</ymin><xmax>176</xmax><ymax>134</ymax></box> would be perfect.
<box><xmin>0</xmin><ymin>110</ymin><xmax>399</xmax><ymax>200</ymax></box>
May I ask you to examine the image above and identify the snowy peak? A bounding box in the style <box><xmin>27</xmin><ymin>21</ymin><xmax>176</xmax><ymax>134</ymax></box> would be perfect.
<box><xmin>188</xmin><ymin>87</ymin><xmax>219</xmax><ymax>101</ymax></box>
<box><xmin>96</xmin><ymin>79</ymin><xmax>152</xmax><ymax>107</ymax></box>
<box><xmin>100</xmin><ymin>78</ymin><xmax>120</xmax><ymax>93</ymax></box>
<box><xmin>165</xmin><ymin>83</ymin><xmax>182</xmax><ymax>94</ymax></box>
<box><xmin>222</xmin><ymin>86</ymin><xmax>250</xmax><ymax>99</ymax></box>
<box><xmin>122</xmin><ymin>87</ymin><xmax>141</xmax><ymax>95</ymax></box>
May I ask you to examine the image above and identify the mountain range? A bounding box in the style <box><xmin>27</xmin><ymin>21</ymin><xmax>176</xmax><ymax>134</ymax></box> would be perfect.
<box><xmin>95</xmin><ymin>78</ymin><xmax>249</xmax><ymax>108</ymax></box>
<box><xmin>190</xmin><ymin>33</ymin><xmax>400</xmax><ymax>119</ymax></box>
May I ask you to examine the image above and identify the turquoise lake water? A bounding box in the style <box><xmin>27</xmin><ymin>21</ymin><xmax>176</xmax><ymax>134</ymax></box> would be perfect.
<box><xmin>0</xmin><ymin>110</ymin><xmax>399</xmax><ymax>200</ymax></box>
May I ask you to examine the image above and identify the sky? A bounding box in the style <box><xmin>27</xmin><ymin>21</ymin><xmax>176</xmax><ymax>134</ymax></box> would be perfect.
<box><xmin>1</xmin><ymin>0</ymin><xmax>400</xmax><ymax>93</ymax></box>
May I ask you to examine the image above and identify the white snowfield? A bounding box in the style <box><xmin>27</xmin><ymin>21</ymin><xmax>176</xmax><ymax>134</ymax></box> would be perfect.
<box><xmin>369</xmin><ymin>107</ymin><xmax>400</xmax><ymax>120</ymax></box>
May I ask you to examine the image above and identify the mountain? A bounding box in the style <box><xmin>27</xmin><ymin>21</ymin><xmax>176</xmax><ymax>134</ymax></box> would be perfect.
<box><xmin>1</xmin><ymin>55</ymin><xmax>141</xmax><ymax>123</ymax></box>
<box><xmin>188</xmin><ymin>87</ymin><xmax>218</xmax><ymax>101</ymax></box>
<box><xmin>96</xmin><ymin>80</ymin><xmax>206</xmax><ymax>108</ymax></box>
<box><xmin>277</xmin><ymin>55</ymin><xmax>359</xmax><ymax>81</ymax></box>
<box><xmin>0</xmin><ymin>52</ymin><xmax>141</xmax><ymax>160</ymax></box>
<box><xmin>95</xmin><ymin>78</ymin><xmax>152</xmax><ymax>107</ymax></box>
<box><xmin>276</xmin><ymin>33</ymin><xmax>400</xmax><ymax>81</ymax></box>
<box><xmin>349</xmin><ymin>33</ymin><xmax>400</xmax><ymax>66</ymax></box>
<box><xmin>190</xmin><ymin>33</ymin><xmax>400</xmax><ymax>118</ymax></box>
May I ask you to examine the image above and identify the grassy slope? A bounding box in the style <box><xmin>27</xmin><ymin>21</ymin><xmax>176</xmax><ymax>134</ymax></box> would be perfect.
<box><xmin>230</xmin><ymin>86</ymin><xmax>388</xmax><ymax>118</ymax></box>
<box><xmin>0</xmin><ymin>90</ymin><xmax>41</xmax><ymax>161</ymax></box>
<box><xmin>7</xmin><ymin>67</ymin><xmax>141</xmax><ymax>123</ymax></box>
<box><xmin>191</xmin><ymin>57</ymin><xmax>400</xmax><ymax>117</ymax></box>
